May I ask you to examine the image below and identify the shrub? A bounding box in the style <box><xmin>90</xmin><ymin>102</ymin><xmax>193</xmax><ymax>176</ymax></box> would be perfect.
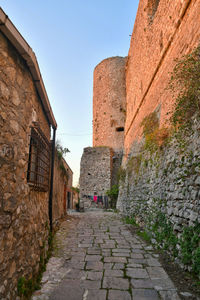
<box><xmin>106</xmin><ymin>185</ymin><xmax>119</xmax><ymax>208</ymax></box>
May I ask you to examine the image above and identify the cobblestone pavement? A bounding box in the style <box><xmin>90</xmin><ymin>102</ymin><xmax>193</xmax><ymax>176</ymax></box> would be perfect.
<box><xmin>32</xmin><ymin>210</ymin><xmax>182</xmax><ymax>300</ymax></box>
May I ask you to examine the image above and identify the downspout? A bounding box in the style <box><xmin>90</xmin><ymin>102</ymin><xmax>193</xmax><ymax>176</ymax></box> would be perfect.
<box><xmin>49</xmin><ymin>126</ymin><xmax>56</xmax><ymax>232</ymax></box>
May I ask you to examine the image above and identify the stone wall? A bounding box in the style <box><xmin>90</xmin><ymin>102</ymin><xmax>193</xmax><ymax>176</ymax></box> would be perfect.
<box><xmin>117</xmin><ymin>118</ymin><xmax>200</xmax><ymax>273</ymax></box>
<box><xmin>93</xmin><ymin>56</ymin><xmax>126</xmax><ymax>152</ymax></box>
<box><xmin>116</xmin><ymin>0</ymin><xmax>200</xmax><ymax>275</ymax></box>
<box><xmin>79</xmin><ymin>147</ymin><xmax>112</xmax><ymax>209</ymax></box>
<box><xmin>53</xmin><ymin>154</ymin><xmax>73</xmax><ymax>226</ymax></box>
<box><xmin>0</xmin><ymin>29</ymin><xmax>63</xmax><ymax>299</ymax></box>
<box><xmin>65</xmin><ymin>161</ymin><xmax>73</xmax><ymax>209</ymax></box>
<box><xmin>118</xmin><ymin>119</ymin><xmax>200</xmax><ymax>227</ymax></box>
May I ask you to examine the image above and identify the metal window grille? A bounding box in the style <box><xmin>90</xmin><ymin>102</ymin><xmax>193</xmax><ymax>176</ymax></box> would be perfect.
<box><xmin>27</xmin><ymin>125</ymin><xmax>51</xmax><ymax>192</ymax></box>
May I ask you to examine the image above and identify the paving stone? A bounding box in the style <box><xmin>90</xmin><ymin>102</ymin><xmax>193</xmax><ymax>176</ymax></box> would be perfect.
<box><xmin>70</xmin><ymin>256</ymin><xmax>85</xmax><ymax>262</ymax></box>
<box><xmin>112</xmin><ymin>248</ymin><xmax>130</xmax><ymax>253</ymax></box>
<box><xmin>70</xmin><ymin>251</ymin><xmax>86</xmax><ymax>257</ymax></box>
<box><xmin>126</xmin><ymin>268</ymin><xmax>149</xmax><ymax>279</ymax></box>
<box><xmin>117</xmin><ymin>244</ymin><xmax>131</xmax><ymax>248</ymax></box>
<box><xmin>109</xmin><ymin>227</ymin><xmax>120</xmax><ymax>232</ymax></box>
<box><xmin>127</xmin><ymin>263</ymin><xmax>143</xmax><ymax>268</ymax></box>
<box><xmin>85</xmin><ymin>255</ymin><xmax>102</xmax><ymax>261</ymax></box>
<box><xmin>87</xmin><ymin>271</ymin><xmax>103</xmax><ymax>280</ymax></box>
<box><xmin>131</xmin><ymin>244</ymin><xmax>143</xmax><ymax>249</ymax></box>
<box><xmin>102</xmin><ymin>250</ymin><xmax>111</xmax><ymax>257</ymax></box>
<box><xmin>151</xmin><ymin>278</ymin><xmax>176</xmax><ymax>290</ymax></box>
<box><xmin>86</xmin><ymin>289</ymin><xmax>107</xmax><ymax>300</ymax></box>
<box><xmin>32</xmin><ymin>211</ymin><xmax>183</xmax><ymax>300</ymax></box>
<box><xmin>78</xmin><ymin>244</ymin><xmax>92</xmax><ymax>248</ymax></box>
<box><xmin>132</xmin><ymin>288</ymin><xmax>160</xmax><ymax>300</ymax></box>
<box><xmin>147</xmin><ymin>267</ymin><xmax>169</xmax><ymax>279</ymax></box>
<box><xmin>81</xmin><ymin>280</ymin><xmax>101</xmax><ymax>289</ymax></box>
<box><xmin>94</xmin><ymin>239</ymin><xmax>104</xmax><ymax>244</ymax></box>
<box><xmin>103</xmin><ymin>277</ymin><xmax>129</xmax><ymax>290</ymax></box>
<box><xmin>87</xmin><ymin>249</ymin><xmax>101</xmax><ymax>255</ymax></box>
<box><xmin>113</xmin><ymin>263</ymin><xmax>125</xmax><ymax>270</ymax></box>
<box><xmin>112</xmin><ymin>252</ymin><xmax>130</xmax><ymax>257</ymax></box>
<box><xmin>146</xmin><ymin>258</ymin><xmax>161</xmax><ymax>267</ymax></box>
<box><xmin>86</xmin><ymin>261</ymin><xmax>103</xmax><ymax>270</ymax></box>
<box><xmin>66</xmin><ymin>262</ymin><xmax>85</xmax><ymax>270</ymax></box>
<box><xmin>101</xmin><ymin>244</ymin><xmax>115</xmax><ymax>249</ymax></box>
<box><xmin>159</xmin><ymin>290</ymin><xmax>181</xmax><ymax>300</ymax></box>
<box><xmin>104</xmin><ymin>256</ymin><xmax>127</xmax><ymax>263</ymax></box>
<box><xmin>65</xmin><ymin>269</ymin><xmax>86</xmax><ymax>279</ymax></box>
<box><xmin>131</xmin><ymin>249</ymin><xmax>145</xmax><ymax>254</ymax></box>
<box><xmin>49</xmin><ymin>279</ymin><xmax>84</xmax><ymax>300</ymax></box>
<box><xmin>129</xmin><ymin>237</ymin><xmax>140</xmax><ymax>243</ymax></box>
<box><xmin>128</xmin><ymin>258</ymin><xmax>147</xmax><ymax>265</ymax></box>
<box><xmin>104</xmin><ymin>269</ymin><xmax>124</xmax><ymax>277</ymax></box>
<box><xmin>131</xmin><ymin>279</ymin><xmax>154</xmax><ymax>289</ymax></box>
<box><xmin>108</xmin><ymin>290</ymin><xmax>132</xmax><ymax>300</ymax></box>
<box><xmin>103</xmin><ymin>263</ymin><xmax>113</xmax><ymax>269</ymax></box>
<box><xmin>131</xmin><ymin>253</ymin><xmax>144</xmax><ymax>259</ymax></box>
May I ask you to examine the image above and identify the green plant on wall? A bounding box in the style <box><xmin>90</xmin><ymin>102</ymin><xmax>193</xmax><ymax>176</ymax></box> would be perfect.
<box><xmin>140</xmin><ymin>111</ymin><xmax>159</xmax><ymax>136</ymax></box>
<box><xmin>56</xmin><ymin>141</ymin><xmax>70</xmax><ymax>159</ymax></box>
<box><xmin>180</xmin><ymin>223</ymin><xmax>200</xmax><ymax>276</ymax></box>
<box><xmin>17</xmin><ymin>229</ymin><xmax>54</xmax><ymax>298</ymax></box>
<box><xmin>129</xmin><ymin>198</ymin><xmax>200</xmax><ymax>277</ymax></box>
<box><xmin>106</xmin><ymin>184</ymin><xmax>119</xmax><ymax>208</ymax></box>
<box><xmin>140</xmin><ymin>111</ymin><xmax>169</xmax><ymax>153</ymax></box>
<box><xmin>127</xmin><ymin>154</ymin><xmax>142</xmax><ymax>177</ymax></box>
<box><xmin>139</xmin><ymin>45</ymin><xmax>200</xmax><ymax>154</ymax></box>
<box><xmin>168</xmin><ymin>44</ymin><xmax>200</xmax><ymax>129</ymax></box>
<box><xmin>117</xmin><ymin>166</ymin><xmax>126</xmax><ymax>183</ymax></box>
<box><xmin>56</xmin><ymin>141</ymin><xmax>70</xmax><ymax>178</ymax></box>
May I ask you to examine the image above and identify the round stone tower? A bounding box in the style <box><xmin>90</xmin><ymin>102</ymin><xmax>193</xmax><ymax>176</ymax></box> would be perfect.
<box><xmin>93</xmin><ymin>56</ymin><xmax>127</xmax><ymax>152</ymax></box>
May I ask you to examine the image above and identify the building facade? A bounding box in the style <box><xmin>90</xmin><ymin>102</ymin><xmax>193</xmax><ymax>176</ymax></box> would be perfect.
<box><xmin>0</xmin><ymin>8</ymin><xmax>72</xmax><ymax>299</ymax></box>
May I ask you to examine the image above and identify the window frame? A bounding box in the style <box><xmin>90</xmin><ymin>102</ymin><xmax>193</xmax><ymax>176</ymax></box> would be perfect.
<box><xmin>27</xmin><ymin>124</ymin><xmax>51</xmax><ymax>192</ymax></box>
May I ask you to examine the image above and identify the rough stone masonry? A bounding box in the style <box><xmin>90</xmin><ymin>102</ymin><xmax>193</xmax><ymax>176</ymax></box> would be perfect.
<box><xmin>79</xmin><ymin>147</ymin><xmax>112</xmax><ymax>209</ymax></box>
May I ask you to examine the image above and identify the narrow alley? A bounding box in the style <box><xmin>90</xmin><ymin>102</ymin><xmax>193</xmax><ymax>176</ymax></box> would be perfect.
<box><xmin>31</xmin><ymin>210</ymin><xmax>188</xmax><ymax>300</ymax></box>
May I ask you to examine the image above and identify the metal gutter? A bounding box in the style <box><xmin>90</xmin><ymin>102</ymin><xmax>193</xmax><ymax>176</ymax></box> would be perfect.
<box><xmin>0</xmin><ymin>7</ymin><xmax>57</xmax><ymax>129</ymax></box>
<box><xmin>49</xmin><ymin>127</ymin><xmax>56</xmax><ymax>232</ymax></box>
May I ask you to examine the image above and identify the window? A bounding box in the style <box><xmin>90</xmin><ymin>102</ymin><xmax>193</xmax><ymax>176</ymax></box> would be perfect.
<box><xmin>116</xmin><ymin>127</ymin><xmax>124</xmax><ymax>132</ymax></box>
<box><xmin>27</xmin><ymin>124</ymin><xmax>51</xmax><ymax>192</ymax></box>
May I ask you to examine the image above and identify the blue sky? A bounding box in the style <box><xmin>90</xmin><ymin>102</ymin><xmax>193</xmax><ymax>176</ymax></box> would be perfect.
<box><xmin>1</xmin><ymin>0</ymin><xmax>139</xmax><ymax>185</ymax></box>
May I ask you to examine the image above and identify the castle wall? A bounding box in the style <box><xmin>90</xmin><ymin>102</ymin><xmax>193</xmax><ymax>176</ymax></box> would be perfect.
<box><xmin>117</xmin><ymin>0</ymin><xmax>200</xmax><ymax>275</ymax></box>
<box><xmin>93</xmin><ymin>56</ymin><xmax>126</xmax><ymax>152</ymax></box>
<box><xmin>124</xmin><ymin>0</ymin><xmax>200</xmax><ymax>156</ymax></box>
<box><xmin>79</xmin><ymin>147</ymin><xmax>112</xmax><ymax>209</ymax></box>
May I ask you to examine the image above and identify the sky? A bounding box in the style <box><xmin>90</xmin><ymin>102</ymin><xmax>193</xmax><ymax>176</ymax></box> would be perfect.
<box><xmin>1</xmin><ymin>0</ymin><xmax>139</xmax><ymax>186</ymax></box>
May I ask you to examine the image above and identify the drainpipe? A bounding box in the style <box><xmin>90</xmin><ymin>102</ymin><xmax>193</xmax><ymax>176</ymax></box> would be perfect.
<box><xmin>49</xmin><ymin>126</ymin><xmax>56</xmax><ymax>232</ymax></box>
